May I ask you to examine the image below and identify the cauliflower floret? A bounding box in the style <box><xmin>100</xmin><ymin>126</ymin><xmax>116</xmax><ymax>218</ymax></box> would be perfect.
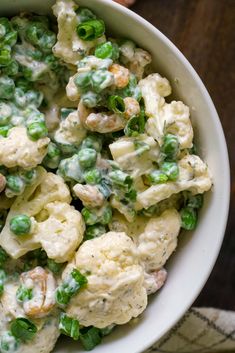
<box><xmin>139</xmin><ymin>74</ymin><xmax>193</xmax><ymax>148</ymax></box>
<box><xmin>54</xmin><ymin>110</ymin><xmax>87</xmax><ymax>147</ymax></box>
<box><xmin>52</xmin><ymin>0</ymin><xmax>105</xmax><ymax>65</ymax></box>
<box><xmin>0</xmin><ymin>277</ymin><xmax>60</xmax><ymax>353</ymax></box>
<box><xmin>0</xmin><ymin>313</ymin><xmax>59</xmax><ymax>353</ymax></box>
<box><xmin>1</xmin><ymin>281</ymin><xmax>25</xmax><ymax>319</ymax></box>
<box><xmin>0</xmin><ymin>127</ymin><xmax>49</xmax><ymax>169</ymax></box>
<box><xmin>64</xmin><ymin>232</ymin><xmax>147</xmax><ymax>328</ymax></box>
<box><xmin>0</xmin><ymin>167</ymin><xmax>84</xmax><ymax>261</ymax></box>
<box><xmin>120</xmin><ymin>41</ymin><xmax>152</xmax><ymax>80</ymax></box>
<box><xmin>147</xmin><ymin>100</ymin><xmax>193</xmax><ymax>149</ymax></box>
<box><xmin>135</xmin><ymin>154</ymin><xmax>212</xmax><ymax>210</ymax></box>
<box><xmin>109</xmin><ymin>134</ymin><xmax>160</xmax><ymax>178</ymax></box>
<box><xmin>136</xmin><ymin>209</ymin><xmax>181</xmax><ymax>272</ymax></box>
<box><xmin>37</xmin><ymin>202</ymin><xmax>85</xmax><ymax>262</ymax></box>
<box><xmin>138</xmin><ymin>74</ymin><xmax>172</xmax><ymax>144</ymax></box>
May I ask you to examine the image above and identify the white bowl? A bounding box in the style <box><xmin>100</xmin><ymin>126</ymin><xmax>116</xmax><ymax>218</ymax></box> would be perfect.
<box><xmin>1</xmin><ymin>0</ymin><xmax>230</xmax><ymax>352</ymax></box>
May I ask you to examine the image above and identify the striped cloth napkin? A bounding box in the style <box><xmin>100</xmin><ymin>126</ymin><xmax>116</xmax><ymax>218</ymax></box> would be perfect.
<box><xmin>112</xmin><ymin>2</ymin><xmax>235</xmax><ymax>352</ymax></box>
<box><xmin>145</xmin><ymin>308</ymin><xmax>235</xmax><ymax>353</ymax></box>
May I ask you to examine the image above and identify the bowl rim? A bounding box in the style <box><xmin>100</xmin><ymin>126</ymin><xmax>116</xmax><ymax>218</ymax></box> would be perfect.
<box><xmin>95</xmin><ymin>0</ymin><xmax>230</xmax><ymax>351</ymax></box>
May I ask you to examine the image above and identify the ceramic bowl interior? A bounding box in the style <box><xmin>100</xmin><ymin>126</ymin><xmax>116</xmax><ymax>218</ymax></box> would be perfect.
<box><xmin>0</xmin><ymin>0</ymin><xmax>230</xmax><ymax>352</ymax></box>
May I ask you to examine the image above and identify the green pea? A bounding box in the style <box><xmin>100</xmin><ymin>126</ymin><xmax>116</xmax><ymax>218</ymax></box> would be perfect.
<box><xmin>0</xmin><ymin>269</ymin><xmax>6</xmax><ymax>296</ymax></box>
<box><xmin>15</xmin><ymin>78</ymin><xmax>32</xmax><ymax>92</ymax></box>
<box><xmin>16</xmin><ymin>285</ymin><xmax>33</xmax><ymax>302</ymax></box>
<box><xmin>80</xmin><ymin>327</ymin><xmax>102</xmax><ymax>351</ymax></box>
<box><xmin>10</xmin><ymin>215</ymin><xmax>31</xmax><ymax>236</ymax></box>
<box><xmin>109</xmin><ymin>170</ymin><xmax>133</xmax><ymax>190</ymax></box>
<box><xmin>161</xmin><ymin>161</ymin><xmax>179</xmax><ymax>181</ymax></box>
<box><xmin>81</xmin><ymin>208</ymin><xmax>99</xmax><ymax>226</ymax></box>
<box><xmin>13</xmin><ymin>87</ymin><xmax>27</xmax><ymax>108</ymax></box>
<box><xmin>0</xmin><ymin>247</ymin><xmax>8</xmax><ymax>267</ymax></box>
<box><xmin>0</xmin><ymin>76</ymin><xmax>15</xmax><ymax>99</ymax></box>
<box><xmin>95</xmin><ymin>41</ymin><xmax>119</xmax><ymax>60</ymax></box>
<box><xmin>0</xmin><ymin>102</ymin><xmax>12</xmax><ymax>126</ymax></box>
<box><xmin>78</xmin><ymin>148</ymin><xmax>97</xmax><ymax>169</ymax></box>
<box><xmin>27</xmin><ymin>121</ymin><xmax>48</xmax><ymax>140</ymax></box>
<box><xmin>0</xmin><ymin>46</ymin><xmax>11</xmax><ymax>67</ymax></box>
<box><xmin>84</xmin><ymin>224</ymin><xmax>106</xmax><ymax>241</ymax></box>
<box><xmin>10</xmin><ymin>318</ymin><xmax>37</xmax><ymax>342</ymax></box>
<box><xmin>43</xmin><ymin>142</ymin><xmax>61</xmax><ymax>169</ymax></box>
<box><xmin>55</xmin><ymin>269</ymin><xmax>88</xmax><ymax>306</ymax></box>
<box><xmin>74</xmin><ymin>72</ymin><xmax>92</xmax><ymax>91</ymax></box>
<box><xmin>6</xmin><ymin>174</ymin><xmax>25</xmax><ymax>195</ymax></box>
<box><xmin>77</xmin><ymin>19</ymin><xmax>105</xmax><ymax>41</ymax></box>
<box><xmin>59</xmin><ymin>313</ymin><xmax>80</xmax><ymax>340</ymax></box>
<box><xmin>84</xmin><ymin>169</ymin><xmax>102</xmax><ymax>185</ymax></box>
<box><xmin>91</xmin><ymin>69</ymin><xmax>113</xmax><ymax>93</ymax></box>
<box><xmin>76</xmin><ymin>7</ymin><xmax>96</xmax><ymax>23</ymax></box>
<box><xmin>4</xmin><ymin>30</ymin><xmax>17</xmax><ymax>47</ymax></box>
<box><xmin>0</xmin><ymin>125</ymin><xmax>11</xmax><ymax>137</ymax></box>
<box><xmin>44</xmin><ymin>54</ymin><xmax>61</xmax><ymax>72</ymax></box>
<box><xmin>58</xmin><ymin>155</ymin><xmax>84</xmax><ymax>183</ymax></box>
<box><xmin>20</xmin><ymin>169</ymin><xmax>37</xmax><ymax>185</ymax></box>
<box><xmin>25</xmin><ymin>90</ymin><xmax>43</xmax><ymax>108</ymax></box>
<box><xmin>161</xmin><ymin>133</ymin><xmax>179</xmax><ymax>160</ymax></box>
<box><xmin>187</xmin><ymin>194</ymin><xmax>203</xmax><ymax>209</ymax></box>
<box><xmin>47</xmin><ymin>259</ymin><xmax>64</xmax><ymax>274</ymax></box>
<box><xmin>25</xmin><ymin>22</ymin><xmax>56</xmax><ymax>52</ymax></box>
<box><xmin>0</xmin><ymin>332</ymin><xmax>19</xmax><ymax>353</ymax></box>
<box><xmin>180</xmin><ymin>207</ymin><xmax>198</xmax><ymax>230</ymax></box>
<box><xmin>82</xmin><ymin>134</ymin><xmax>102</xmax><ymax>152</ymax></box>
<box><xmin>2</xmin><ymin>60</ymin><xmax>19</xmax><ymax>76</ymax></box>
<box><xmin>0</xmin><ymin>18</ymin><xmax>10</xmax><ymax>39</ymax></box>
<box><xmin>82</xmin><ymin>205</ymin><xmax>112</xmax><ymax>225</ymax></box>
<box><xmin>146</xmin><ymin>170</ymin><xmax>168</xmax><ymax>185</ymax></box>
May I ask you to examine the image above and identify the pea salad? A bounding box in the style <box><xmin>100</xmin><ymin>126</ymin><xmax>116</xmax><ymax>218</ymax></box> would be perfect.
<box><xmin>0</xmin><ymin>1</ymin><xmax>212</xmax><ymax>352</ymax></box>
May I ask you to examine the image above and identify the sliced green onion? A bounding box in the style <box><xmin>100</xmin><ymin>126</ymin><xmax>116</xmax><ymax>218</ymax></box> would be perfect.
<box><xmin>55</xmin><ymin>269</ymin><xmax>88</xmax><ymax>306</ymax></box>
<box><xmin>10</xmin><ymin>318</ymin><xmax>37</xmax><ymax>342</ymax></box>
<box><xmin>124</xmin><ymin>112</ymin><xmax>145</xmax><ymax>137</ymax></box>
<box><xmin>109</xmin><ymin>170</ymin><xmax>133</xmax><ymax>190</ymax></box>
<box><xmin>59</xmin><ymin>313</ymin><xmax>80</xmax><ymax>340</ymax></box>
<box><xmin>80</xmin><ymin>327</ymin><xmax>102</xmax><ymax>351</ymax></box>
<box><xmin>107</xmin><ymin>95</ymin><xmax>125</xmax><ymax>114</ymax></box>
<box><xmin>77</xmin><ymin>19</ymin><xmax>105</xmax><ymax>41</ymax></box>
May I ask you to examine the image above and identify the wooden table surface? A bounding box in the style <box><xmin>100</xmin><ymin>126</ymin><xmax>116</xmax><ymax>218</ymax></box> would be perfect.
<box><xmin>131</xmin><ymin>0</ymin><xmax>235</xmax><ymax>309</ymax></box>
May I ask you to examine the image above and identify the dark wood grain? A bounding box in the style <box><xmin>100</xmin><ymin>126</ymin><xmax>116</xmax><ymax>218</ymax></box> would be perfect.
<box><xmin>131</xmin><ymin>0</ymin><xmax>235</xmax><ymax>309</ymax></box>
